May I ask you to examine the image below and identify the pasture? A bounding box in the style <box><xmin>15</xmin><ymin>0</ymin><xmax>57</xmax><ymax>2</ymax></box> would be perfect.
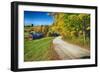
<box><xmin>24</xmin><ymin>37</ymin><xmax>60</xmax><ymax>61</ymax></box>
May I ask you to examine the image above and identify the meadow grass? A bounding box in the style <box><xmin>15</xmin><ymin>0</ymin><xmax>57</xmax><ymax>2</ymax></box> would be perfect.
<box><xmin>24</xmin><ymin>37</ymin><xmax>60</xmax><ymax>61</ymax></box>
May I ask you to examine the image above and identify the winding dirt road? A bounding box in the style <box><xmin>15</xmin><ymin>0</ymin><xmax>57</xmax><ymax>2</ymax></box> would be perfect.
<box><xmin>53</xmin><ymin>36</ymin><xmax>90</xmax><ymax>60</ymax></box>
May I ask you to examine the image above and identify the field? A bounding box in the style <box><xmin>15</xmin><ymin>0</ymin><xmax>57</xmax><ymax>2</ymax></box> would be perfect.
<box><xmin>24</xmin><ymin>37</ymin><xmax>60</xmax><ymax>61</ymax></box>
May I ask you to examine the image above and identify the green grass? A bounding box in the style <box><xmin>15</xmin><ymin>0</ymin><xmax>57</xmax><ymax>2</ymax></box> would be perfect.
<box><xmin>24</xmin><ymin>37</ymin><xmax>56</xmax><ymax>61</ymax></box>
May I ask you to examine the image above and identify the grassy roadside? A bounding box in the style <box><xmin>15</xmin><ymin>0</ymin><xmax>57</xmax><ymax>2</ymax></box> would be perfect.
<box><xmin>24</xmin><ymin>37</ymin><xmax>60</xmax><ymax>61</ymax></box>
<box><xmin>62</xmin><ymin>36</ymin><xmax>90</xmax><ymax>50</ymax></box>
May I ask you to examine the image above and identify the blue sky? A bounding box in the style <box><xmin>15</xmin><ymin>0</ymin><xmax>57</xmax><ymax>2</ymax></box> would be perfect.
<box><xmin>24</xmin><ymin>11</ymin><xmax>54</xmax><ymax>26</ymax></box>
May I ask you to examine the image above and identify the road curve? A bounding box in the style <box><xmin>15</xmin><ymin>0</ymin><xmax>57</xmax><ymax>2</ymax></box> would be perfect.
<box><xmin>53</xmin><ymin>36</ymin><xmax>90</xmax><ymax>60</ymax></box>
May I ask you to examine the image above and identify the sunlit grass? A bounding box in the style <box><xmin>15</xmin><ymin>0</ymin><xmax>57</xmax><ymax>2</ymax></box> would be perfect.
<box><xmin>24</xmin><ymin>37</ymin><xmax>59</xmax><ymax>61</ymax></box>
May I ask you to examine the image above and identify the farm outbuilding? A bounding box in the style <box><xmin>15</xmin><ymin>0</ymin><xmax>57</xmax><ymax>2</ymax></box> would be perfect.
<box><xmin>29</xmin><ymin>32</ymin><xmax>44</xmax><ymax>40</ymax></box>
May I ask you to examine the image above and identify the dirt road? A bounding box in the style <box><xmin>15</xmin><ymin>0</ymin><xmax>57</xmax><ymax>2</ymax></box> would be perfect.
<box><xmin>53</xmin><ymin>36</ymin><xmax>90</xmax><ymax>60</ymax></box>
